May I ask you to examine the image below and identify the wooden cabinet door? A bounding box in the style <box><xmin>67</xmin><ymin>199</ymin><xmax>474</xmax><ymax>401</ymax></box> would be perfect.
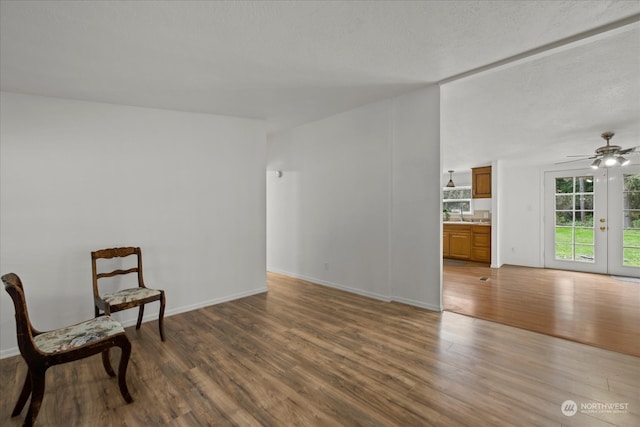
<box><xmin>472</xmin><ymin>229</ymin><xmax>491</xmax><ymax>248</ymax></box>
<box><xmin>471</xmin><ymin>226</ymin><xmax>491</xmax><ymax>263</ymax></box>
<box><xmin>443</xmin><ymin>230</ymin><xmax>450</xmax><ymax>257</ymax></box>
<box><xmin>449</xmin><ymin>231</ymin><xmax>471</xmax><ymax>259</ymax></box>
<box><xmin>471</xmin><ymin>247</ymin><xmax>491</xmax><ymax>262</ymax></box>
<box><xmin>472</xmin><ymin>166</ymin><xmax>492</xmax><ymax>198</ymax></box>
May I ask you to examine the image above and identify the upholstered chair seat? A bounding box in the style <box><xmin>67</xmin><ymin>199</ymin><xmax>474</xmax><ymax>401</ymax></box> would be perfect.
<box><xmin>91</xmin><ymin>246</ymin><xmax>166</xmax><ymax>341</ymax></box>
<box><xmin>2</xmin><ymin>272</ymin><xmax>133</xmax><ymax>427</ymax></box>
<box><xmin>33</xmin><ymin>316</ymin><xmax>125</xmax><ymax>354</ymax></box>
<box><xmin>102</xmin><ymin>288</ymin><xmax>162</xmax><ymax>306</ymax></box>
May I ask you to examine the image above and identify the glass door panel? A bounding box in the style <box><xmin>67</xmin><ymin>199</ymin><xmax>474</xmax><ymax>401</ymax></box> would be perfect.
<box><xmin>545</xmin><ymin>169</ymin><xmax>607</xmax><ymax>274</ymax></box>
<box><xmin>553</xmin><ymin>175</ymin><xmax>595</xmax><ymax>263</ymax></box>
<box><xmin>547</xmin><ymin>165</ymin><xmax>640</xmax><ymax>277</ymax></box>
<box><xmin>622</xmin><ymin>173</ymin><xmax>640</xmax><ymax>266</ymax></box>
<box><xmin>609</xmin><ymin>166</ymin><xmax>640</xmax><ymax>276</ymax></box>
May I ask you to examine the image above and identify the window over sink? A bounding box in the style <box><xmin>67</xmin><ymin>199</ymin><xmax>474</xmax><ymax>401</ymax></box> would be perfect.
<box><xmin>443</xmin><ymin>186</ymin><xmax>472</xmax><ymax>215</ymax></box>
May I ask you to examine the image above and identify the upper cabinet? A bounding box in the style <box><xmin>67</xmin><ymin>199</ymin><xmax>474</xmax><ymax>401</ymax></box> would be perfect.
<box><xmin>472</xmin><ymin>166</ymin><xmax>492</xmax><ymax>199</ymax></box>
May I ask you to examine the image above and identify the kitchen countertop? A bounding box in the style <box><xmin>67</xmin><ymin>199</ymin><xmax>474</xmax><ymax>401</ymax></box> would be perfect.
<box><xmin>443</xmin><ymin>221</ymin><xmax>491</xmax><ymax>226</ymax></box>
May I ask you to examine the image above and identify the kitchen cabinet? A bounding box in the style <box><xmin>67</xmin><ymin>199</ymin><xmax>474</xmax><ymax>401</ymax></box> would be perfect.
<box><xmin>443</xmin><ymin>228</ymin><xmax>451</xmax><ymax>257</ymax></box>
<box><xmin>471</xmin><ymin>225</ymin><xmax>491</xmax><ymax>263</ymax></box>
<box><xmin>472</xmin><ymin>166</ymin><xmax>492</xmax><ymax>199</ymax></box>
<box><xmin>449</xmin><ymin>226</ymin><xmax>471</xmax><ymax>259</ymax></box>
<box><xmin>443</xmin><ymin>223</ymin><xmax>491</xmax><ymax>263</ymax></box>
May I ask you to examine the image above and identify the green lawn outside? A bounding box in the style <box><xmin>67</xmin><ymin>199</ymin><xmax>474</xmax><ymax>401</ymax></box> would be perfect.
<box><xmin>623</xmin><ymin>229</ymin><xmax>640</xmax><ymax>266</ymax></box>
<box><xmin>555</xmin><ymin>227</ymin><xmax>640</xmax><ymax>266</ymax></box>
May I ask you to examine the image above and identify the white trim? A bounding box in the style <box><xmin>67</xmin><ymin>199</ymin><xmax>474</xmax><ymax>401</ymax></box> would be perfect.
<box><xmin>544</xmin><ymin>168</ymin><xmax>607</xmax><ymax>273</ymax></box>
<box><xmin>152</xmin><ymin>286</ymin><xmax>268</xmax><ymax>322</ymax></box>
<box><xmin>268</xmin><ymin>267</ymin><xmax>391</xmax><ymax>302</ymax></box>
<box><xmin>439</xmin><ymin>15</ymin><xmax>640</xmax><ymax>85</ymax></box>
<box><xmin>0</xmin><ymin>348</ymin><xmax>19</xmax><ymax>359</ymax></box>
<box><xmin>608</xmin><ymin>165</ymin><xmax>640</xmax><ymax>277</ymax></box>
<box><xmin>390</xmin><ymin>296</ymin><xmax>442</xmax><ymax>312</ymax></box>
<box><xmin>267</xmin><ymin>268</ymin><xmax>442</xmax><ymax>312</ymax></box>
<box><xmin>0</xmin><ymin>286</ymin><xmax>268</xmax><ymax>360</ymax></box>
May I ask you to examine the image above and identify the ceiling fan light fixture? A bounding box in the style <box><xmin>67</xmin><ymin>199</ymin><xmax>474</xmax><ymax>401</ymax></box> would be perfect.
<box><xmin>564</xmin><ymin>132</ymin><xmax>635</xmax><ymax>168</ymax></box>
<box><xmin>446</xmin><ymin>170</ymin><xmax>455</xmax><ymax>188</ymax></box>
<box><xmin>604</xmin><ymin>155</ymin><xmax>618</xmax><ymax>167</ymax></box>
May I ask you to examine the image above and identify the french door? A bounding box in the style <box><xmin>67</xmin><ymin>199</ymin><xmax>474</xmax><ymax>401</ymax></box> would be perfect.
<box><xmin>544</xmin><ymin>166</ymin><xmax>640</xmax><ymax>276</ymax></box>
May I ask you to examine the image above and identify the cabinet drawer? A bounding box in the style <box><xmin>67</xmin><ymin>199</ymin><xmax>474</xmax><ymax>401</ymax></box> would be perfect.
<box><xmin>472</xmin><ymin>247</ymin><xmax>491</xmax><ymax>262</ymax></box>
<box><xmin>472</xmin><ymin>232</ymin><xmax>490</xmax><ymax>247</ymax></box>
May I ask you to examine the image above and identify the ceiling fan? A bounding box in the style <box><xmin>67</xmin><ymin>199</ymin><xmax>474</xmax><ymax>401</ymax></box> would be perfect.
<box><xmin>558</xmin><ymin>131</ymin><xmax>637</xmax><ymax>169</ymax></box>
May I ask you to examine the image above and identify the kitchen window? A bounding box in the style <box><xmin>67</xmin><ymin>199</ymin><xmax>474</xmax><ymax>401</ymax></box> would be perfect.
<box><xmin>443</xmin><ymin>186</ymin><xmax>472</xmax><ymax>214</ymax></box>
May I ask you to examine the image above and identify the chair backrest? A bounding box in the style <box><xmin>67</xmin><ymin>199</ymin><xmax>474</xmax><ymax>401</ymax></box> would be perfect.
<box><xmin>91</xmin><ymin>247</ymin><xmax>146</xmax><ymax>299</ymax></box>
<box><xmin>2</xmin><ymin>273</ymin><xmax>39</xmax><ymax>360</ymax></box>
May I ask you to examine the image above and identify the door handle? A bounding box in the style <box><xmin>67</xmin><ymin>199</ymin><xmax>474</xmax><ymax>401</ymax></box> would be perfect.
<box><xmin>599</xmin><ymin>218</ymin><xmax>606</xmax><ymax>223</ymax></box>
<box><xmin>600</xmin><ymin>226</ymin><xmax>607</xmax><ymax>231</ymax></box>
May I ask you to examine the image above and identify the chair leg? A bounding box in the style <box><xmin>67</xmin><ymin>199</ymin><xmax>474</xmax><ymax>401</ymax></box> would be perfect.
<box><xmin>158</xmin><ymin>292</ymin><xmax>166</xmax><ymax>341</ymax></box>
<box><xmin>101</xmin><ymin>349</ymin><xmax>116</xmax><ymax>377</ymax></box>
<box><xmin>24</xmin><ymin>369</ymin><xmax>46</xmax><ymax>427</ymax></box>
<box><xmin>116</xmin><ymin>337</ymin><xmax>133</xmax><ymax>403</ymax></box>
<box><xmin>11</xmin><ymin>369</ymin><xmax>32</xmax><ymax>417</ymax></box>
<box><xmin>135</xmin><ymin>305</ymin><xmax>144</xmax><ymax>330</ymax></box>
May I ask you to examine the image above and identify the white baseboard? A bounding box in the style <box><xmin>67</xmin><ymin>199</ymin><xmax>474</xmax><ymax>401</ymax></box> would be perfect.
<box><xmin>139</xmin><ymin>285</ymin><xmax>268</xmax><ymax>325</ymax></box>
<box><xmin>1</xmin><ymin>274</ymin><xmax>442</xmax><ymax>360</ymax></box>
<box><xmin>268</xmin><ymin>268</ymin><xmax>442</xmax><ymax>312</ymax></box>
<box><xmin>0</xmin><ymin>347</ymin><xmax>19</xmax><ymax>359</ymax></box>
<box><xmin>0</xmin><ymin>286</ymin><xmax>268</xmax><ymax>360</ymax></box>
<box><xmin>391</xmin><ymin>295</ymin><xmax>442</xmax><ymax>312</ymax></box>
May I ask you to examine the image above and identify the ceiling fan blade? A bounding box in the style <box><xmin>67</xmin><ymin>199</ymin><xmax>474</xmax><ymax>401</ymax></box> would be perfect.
<box><xmin>565</xmin><ymin>155</ymin><xmax>593</xmax><ymax>158</ymax></box>
<box><xmin>555</xmin><ymin>157</ymin><xmax>596</xmax><ymax>165</ymax></box>
<box><xmin>619</xmin><ymin>146</ymin><xmax>639</xmax><ymax>154</ymax></box>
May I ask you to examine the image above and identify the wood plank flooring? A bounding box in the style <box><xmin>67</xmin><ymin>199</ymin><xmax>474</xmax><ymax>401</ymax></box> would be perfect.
<box><xmin>1</xmin><ymin>272</ymin><xmax>639</xmax><ymax>426</ymax></box>
<box><xmin>443</xmin><ymin>263</ymin><xmax>640</xmax><ymax>357</ymax></box>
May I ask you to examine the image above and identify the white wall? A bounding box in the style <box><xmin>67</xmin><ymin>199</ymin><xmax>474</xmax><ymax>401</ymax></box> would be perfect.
<box><xmin>267</xmin><ymin>100</ymin><xmax>391</xmax><ymax>298</ymax></box>
<box><xmin>442</xmin><ymin>170</ymin><xmax>471</xmax><ymax>187</ymax></box>
<box><xmin>497</xmin><ymin>163</ymin><xmax>543</xmax><ymax>267</ymax></box>
<box><xmin>267</xmin><ymin>86</ymin><xmax>441</xmax><ymax>310</ymax></box>
<box><xmin>0</xmin><ymin>92</ymin><xmax>267</xmax><ymax>357</ymax></box>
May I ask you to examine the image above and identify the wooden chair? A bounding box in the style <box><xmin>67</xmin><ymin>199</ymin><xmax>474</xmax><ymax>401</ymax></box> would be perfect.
<box><xmin>2</xmin><ymin>272</ymin><xmax>133</xmax><ymax>427</ymax></box>
<box><xmin>91</xmin><ymin>247</ymin><xmax>166</xmax><ymax>341</ymax></box>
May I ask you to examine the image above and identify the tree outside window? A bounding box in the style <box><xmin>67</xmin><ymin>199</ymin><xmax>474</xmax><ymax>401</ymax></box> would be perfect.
<box><xmin>443</xmin><ymin>186</ymin><xmax>472</xmax><ymax>214</ymax></box>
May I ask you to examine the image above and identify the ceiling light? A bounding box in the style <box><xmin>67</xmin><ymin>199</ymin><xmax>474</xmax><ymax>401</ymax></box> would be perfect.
<box><xmin>604</xmin><ymin>155</ymin><xmax>618</xmax><ymax>167</ymax></box>
<box><xmin>568</xmin><ymin>132</ymin><xmax>635</xmax><ymax>169</ymax></box>
<box><xmin>446</xmin><ymin>170</ymin><xmax>455</xmax><ymax>188</ymax></box>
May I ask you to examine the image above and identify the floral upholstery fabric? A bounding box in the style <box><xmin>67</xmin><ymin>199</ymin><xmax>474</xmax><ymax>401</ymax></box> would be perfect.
<box><xmin>34</xmin><ymin>316</ymin><xmax>124</xmax><ymax>354</ymax></box>
<box><xmin>102</xmin><ymin>287</ymin><xmax>161</xmax><ymax>305</ymax></box>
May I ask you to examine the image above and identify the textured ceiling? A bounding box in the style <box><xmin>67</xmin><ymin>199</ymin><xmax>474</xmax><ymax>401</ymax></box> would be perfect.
<box><xmin>1</xmin><ymin>1</ymin><xmax>639</xmax><ymax>170</ymax></box>
<box><xmin>443</xmin><ymin>24</ymin><xmax>640</xmax><ymax>170</ymax></box>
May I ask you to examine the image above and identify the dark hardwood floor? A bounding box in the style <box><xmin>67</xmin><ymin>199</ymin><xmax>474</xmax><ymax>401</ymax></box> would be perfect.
<box><xmin>1</xmin><ymin>272</ymin><xmax>638</xmax><ymax>426</ymax></box>
<box><xmin>443</xmin><ymin>263</ymin><xmax>640</xmax><ymax>357</ymax></box>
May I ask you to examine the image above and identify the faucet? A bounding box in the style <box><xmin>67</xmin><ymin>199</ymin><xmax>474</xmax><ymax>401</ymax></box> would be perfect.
<box><xmin>460</xmin><ymin>211</ymin><xmax>464</xmax><ymax>222</ymax></box>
